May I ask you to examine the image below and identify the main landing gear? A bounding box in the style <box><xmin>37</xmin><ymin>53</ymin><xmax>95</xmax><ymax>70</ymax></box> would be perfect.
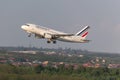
<box><xmin>53</xmin><ymin>40</ymin><xmax>56</xmax><ymax>44</ymax></box>
<box><xmin>28</xmin><ymin>33</ymin><xmax>31</xmax><ymax>37</ymax></box>
<box><xmin>47</xmin><ymin>40</ymin><xmax>51</xmax><ymax>43</ymax></box>
<box><xmin>47</xmin><ymin>39</ymin><xmax>56</xmax><ymax>44</ymax></box>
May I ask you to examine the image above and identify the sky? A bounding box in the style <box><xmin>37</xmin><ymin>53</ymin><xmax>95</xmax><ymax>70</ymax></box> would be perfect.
<box><xmin>0</xmin><ymin>0</ymin><xmax>120</xmax><ymax>53</ymax></box>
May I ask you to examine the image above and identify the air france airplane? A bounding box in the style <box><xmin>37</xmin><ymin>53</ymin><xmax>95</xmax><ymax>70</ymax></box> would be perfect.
<box><xmin>21</xmin><ymin>23</ymin><xmax>90</xmax><ymax>44</ymax></box>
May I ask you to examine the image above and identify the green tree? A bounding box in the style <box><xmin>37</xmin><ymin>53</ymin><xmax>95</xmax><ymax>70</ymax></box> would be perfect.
<box><xmin>35</xmin><ymin>65</ymin><xmax>44</xmax><ymax>73</ymax></box>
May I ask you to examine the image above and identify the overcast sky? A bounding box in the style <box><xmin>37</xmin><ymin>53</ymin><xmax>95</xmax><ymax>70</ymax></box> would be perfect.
<box><xmin>0</xmin><ymin>0</ymin><xmax>120</xmax><ymax>53</ymax></box>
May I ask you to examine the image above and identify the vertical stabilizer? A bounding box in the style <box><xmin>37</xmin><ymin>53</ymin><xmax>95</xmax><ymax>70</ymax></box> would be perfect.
<box><xmin>75</xmin><ymin>26</ymin><xmax>90</xmax><ymax>36</ymax></box>
<box><xmin>75</xmin><ymin>26</ymin><xmax>90</xmax><ymax>39</ymax></box>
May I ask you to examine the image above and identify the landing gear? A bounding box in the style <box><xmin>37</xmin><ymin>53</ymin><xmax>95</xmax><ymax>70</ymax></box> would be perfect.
<box><xmin>47</xmin><ymin>40</ymin><xmax>51</xmax><ymax>43</ymax></box>
<box><xmin>47</xmin><ymin>39</ymin><xmax>56</xmax><ymax>44</ymax></box>
<box><xmin>53</xmin><ymin>41</ymin><xmax>56</xmax><ymax>44</ymax></box>
<box><xmin>28</xmin><ymin>33</ymin><xmax>31</xmax><ymax>37</ymax></box>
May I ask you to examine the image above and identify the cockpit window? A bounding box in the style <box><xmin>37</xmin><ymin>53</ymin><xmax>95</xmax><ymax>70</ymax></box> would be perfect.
<box><xmin>25</xmin><ymin>24</ymin><xmax>30</xmax><ymax>26</ymax></box>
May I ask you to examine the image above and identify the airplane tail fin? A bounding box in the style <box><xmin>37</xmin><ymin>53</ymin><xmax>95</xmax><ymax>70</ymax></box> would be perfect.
<box><xmin>75</xmin><ymin>26</ymin><xmax>90</xmax><ymax>38</ymax></box>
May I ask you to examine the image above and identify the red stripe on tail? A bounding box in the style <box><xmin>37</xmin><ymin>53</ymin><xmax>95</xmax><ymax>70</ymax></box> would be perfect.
<box><xmin>82</xmin><ymin>32</ymin><xmax>88</xmax><ymax>37</ymax></box>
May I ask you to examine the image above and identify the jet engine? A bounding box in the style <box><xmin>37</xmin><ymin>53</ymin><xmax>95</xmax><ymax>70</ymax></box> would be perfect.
<box><xmin>44</xmin><ymin>33</ymin><xmax>52</xmax><ymax>39</ymax></box>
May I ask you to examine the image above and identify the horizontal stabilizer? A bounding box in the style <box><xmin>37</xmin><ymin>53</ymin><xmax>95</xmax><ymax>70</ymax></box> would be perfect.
<box><xmin>82</xmin><ymin>39</ymin><xmax>91</xmax><ymax>43</ymax></box>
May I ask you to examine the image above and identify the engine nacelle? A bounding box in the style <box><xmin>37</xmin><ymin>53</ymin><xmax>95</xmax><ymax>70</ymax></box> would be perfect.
<box><xmin>44</xmin><ymin>33</ymin><xmax>52</xmax><ymax>39</ymax></box>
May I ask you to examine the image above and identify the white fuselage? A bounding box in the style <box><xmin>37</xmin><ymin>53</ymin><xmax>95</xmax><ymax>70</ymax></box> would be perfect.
<box><xmin>21</xmin><ymin>24</ymin><xmax>89</xmax><ymax>43</ymax></box>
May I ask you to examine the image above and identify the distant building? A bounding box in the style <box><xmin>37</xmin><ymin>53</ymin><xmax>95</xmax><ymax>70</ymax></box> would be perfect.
<box><xmin>95</xmin><ymin>63</ymin><xmax>100</xmax><ymax>68</ymax></box>
<box><xmin>108</xmin><ymin>64</ymin><xmax>120</xmax><ymax>68</ymax></box>
<box><xmin>0</xmin><ymin>60</ymin><xmax>7</xmax><ymax>63</ymax></box>
<box><xmin>68</xmin><ymin>54</ymin><xmax>72</xmax><ymax>57</ymax></box>
<box><xmin>42</xmin><ymin>61</ymin><xmax>49</xmax><ymax>66</ymax></box>
<box><xmin>82</xmin><ymin>62</ymin><xmax>94</xmax><ymax>67</ymax></box>
<box><xmin>73</xmin><ymin>64</ymin><xmax>79</xmax><ymax>70</ymax></box>
<box><xmin>102</xmin><ymin>59</ymin><xmax>106</xmax><ymax>63</ymax></box>
<box><xmin>96</xmin><ymin>57</ymin><xmax>99</xmax><ymax>62</ymax></box>
<box><xmin>83</xmin><ymin>62</ymin><xmax>101</xmax><ymax>68</ymax></box>
<box><xmin>11</xmin><ymin>51</ymin><xmax>37</xmax><ymax>54</ymax></box>
<box><xmin>44</xmin><ymin>51</ymin><xmax>56</xmax><ymax>55</ymax></box>
<box><xmin>78</xmin><ymin>55</ymin><xmax>84</xmax><ymax>57</ymax></box>
<box><xmin>59</xmin><ymin>62</ymin><xmax>64</xmax><ymax>65</ymax></box>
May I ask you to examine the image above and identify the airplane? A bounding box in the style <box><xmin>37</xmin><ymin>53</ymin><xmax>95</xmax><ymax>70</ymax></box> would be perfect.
<box><xmin>21</xmin><ymin>23</ymin><xmax>90</xmax><ymax>44</ymax></box>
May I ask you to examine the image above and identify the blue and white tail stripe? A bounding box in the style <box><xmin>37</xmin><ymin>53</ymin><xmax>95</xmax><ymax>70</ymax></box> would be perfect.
<box><xmin>75</xmin><ymin>26</ymin><xmax>90</xmax><ymax>36</ymax></box>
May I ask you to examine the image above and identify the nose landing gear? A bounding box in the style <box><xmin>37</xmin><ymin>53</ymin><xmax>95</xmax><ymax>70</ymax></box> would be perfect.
<box><xmin>28</xmin><ymin>33</ymin><xmax>31</xmax><ymax>37</ymax></box>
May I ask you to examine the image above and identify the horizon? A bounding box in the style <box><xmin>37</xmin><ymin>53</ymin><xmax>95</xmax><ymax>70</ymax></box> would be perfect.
<box><xmin>0</xmin><ymin>46</ymin><xmax>120</xmax><ymax>54</ymax></box>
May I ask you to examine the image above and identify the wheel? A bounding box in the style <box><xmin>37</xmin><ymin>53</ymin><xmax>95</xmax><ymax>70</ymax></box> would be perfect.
<box><xmin>47</xmin><ymin>40</ymin><xmax>51</xmax><ymax>43</ymax></box>
<box><xmin>28</xmin><ymin>33</ymin><xmax>31</xmax><ymax>37</ymax></box>
<box><xmin>53</xmin><ymin>41</ymin><xmax>56</xmax><ymax>44</ymax></box>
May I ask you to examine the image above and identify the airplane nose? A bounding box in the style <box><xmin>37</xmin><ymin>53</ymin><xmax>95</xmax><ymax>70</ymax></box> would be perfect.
<box><xmin>21</xmin><ymin>25</ymin><xmax>26</xmax><ymax>30</ymax></box>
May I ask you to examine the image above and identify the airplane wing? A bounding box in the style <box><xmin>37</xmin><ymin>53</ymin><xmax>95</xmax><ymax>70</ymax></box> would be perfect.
<box><xmin>46</xmin><ymin>33</ymin><xmax>74</xmax><ymax>38</ymax></box>
<box><xmin>51</xmin><ymin>33</ymin><xmax>74</xmax><ymax>36</ymax></box>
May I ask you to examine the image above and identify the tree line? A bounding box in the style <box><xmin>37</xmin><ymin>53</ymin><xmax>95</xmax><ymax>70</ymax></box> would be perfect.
<box><xmin>0</xmin><ymin>64</ymin><xmax>119</xmax><ymax>80</ymax></box>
